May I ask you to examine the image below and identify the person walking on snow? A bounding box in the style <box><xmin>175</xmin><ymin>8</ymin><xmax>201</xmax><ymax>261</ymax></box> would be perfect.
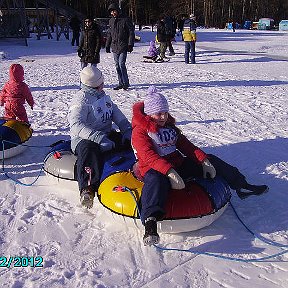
<box><xmin>0</xmin><ymin>63</ymin><xmax>34</xmax><ymax>123</ymax></box>
<box><xmin>68</xmin><ymin>66</ymin><xmax>132</xmax><ymax>209</ymax></box>
<box><xmin>77</xmin><ymin>17</ymin><xmax>102</xmax><ymax>70</ymax></box>
<box><xmin>69</xmin><ymin>15</ymin><xmax>81</xmax><ymax>46</ymax></box>
<box><xmin>131</xmin><ymin>86</ymin><xmax>268</xmax><ymax>246</ymax></box>
<box><xmin>164</xmin><ymin>15</ymin><xmax>176</xmax><ymax>56</ymax></box>
<box><xmin>156</xmin><ymin>14</ymin><xmax>169</xmax><ymax>62</ymax></box>
<box><xmin>105</xmin><ymin>3</ymin><xmax>135</xmax><ymax>90</ymax></box>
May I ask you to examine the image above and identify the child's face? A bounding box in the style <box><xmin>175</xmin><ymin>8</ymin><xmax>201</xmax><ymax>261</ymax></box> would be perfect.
<box><xmin>96</xmin><ymin>82</ymin><xmax>104</xmax><ymax>91</ymax></box>
<box><xmin>150</xmin><ymin>112</ymin><xmax>168</xmax><ymax>127</ymax></box>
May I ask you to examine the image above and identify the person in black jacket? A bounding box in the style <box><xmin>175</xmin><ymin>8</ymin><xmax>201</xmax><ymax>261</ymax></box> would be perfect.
<box><xmin>156</xmin><ymin>15</ymin><xmax>168</xmax><ymax>62</ymax></box>
<box><xmin>105</xmin><ymin>3</ymin><xmax>135</xmax><ymax>90</ymax></box>
<box><xmin>77</xmin><ymin>17</ymin><xmax>102</xmax><ymax>70</ymax></box>
<box><xmin>69</xmin><ymin>16</ymin><xmax>81</xmax><ymax>46</ymax></box>
<box><xmin>164</xmin><ymin>15</ymin><xmax>176</xmax><ymax>56</ymax></box>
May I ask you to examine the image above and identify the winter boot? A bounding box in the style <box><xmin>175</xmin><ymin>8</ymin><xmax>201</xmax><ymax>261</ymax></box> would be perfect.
<box><xmin>123</xmin><ymin>84</ymin><xmax>130</xmax><ymax>90</ymax></box>
<box><xmin>143</xmin><ymin>217</ymin><xmax>160</xmax><ymax>246</ymax></box>
<box><xmin>113</xmin><ymin>85</ymin><xmax>123</xmax><ymax>90</ymax></box>
<box><xmin>155</xmin><ymin>56</ymin><xmax>164</xmax><ymax>63</ymax></box>
<box><xmin>236</xmin><ymin>184</ymin><xmax>269</xmax><ymax>200</ymax></box>
<box><xmin>80</xmin><ymin>185</ymin><xmax>95</xmax><ymax>209</ymax></box>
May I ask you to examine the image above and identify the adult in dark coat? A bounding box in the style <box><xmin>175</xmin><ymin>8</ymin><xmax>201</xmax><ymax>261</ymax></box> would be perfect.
<box><xmin>69</xmin><ymin>16</ymin><xmax>81</xmax><ymax>46</ymax></box>
<box><xmin>156</xmin><ymin>15</ymin><xmax>168</xmax><ymax>61</ymax></box>
<box><xmin>105</xmin><ymin>3</ymin><xmax>135</xmax><ymax>90</ymax></box>
<box><xmin>178</xmin><ymin>15</ymin><xmax>185</xmax><ymax>40</ymax></box>
<box><xmin>77</xmin><ymin>17</ymin><xmax>102</xmax><ymax>69</ymax></box>
<box><xmin>164</xmin><ymin>15</ymin><xmax>176</xmax><ymax>56</ymax></box>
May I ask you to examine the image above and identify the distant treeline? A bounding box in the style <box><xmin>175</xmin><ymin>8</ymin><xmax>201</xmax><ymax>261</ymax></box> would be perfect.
<box><xmin>25</xmin><ymin>0</ymin><xmax>288</xmax><ymax>28</ymax></box>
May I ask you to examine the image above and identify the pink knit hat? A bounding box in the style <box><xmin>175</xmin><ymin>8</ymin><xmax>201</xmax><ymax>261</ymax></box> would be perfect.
<box><xmin>144</xmin><ymin>86</ymin><xmax>169</xmax><ymax>115</ymax></box>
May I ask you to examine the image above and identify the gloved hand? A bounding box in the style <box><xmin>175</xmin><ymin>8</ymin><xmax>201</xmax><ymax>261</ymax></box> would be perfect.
<box><xmin>77</xmin><ymin>48</ymin><xmax>83</xmax><ymax>57</ymax></box>
<box><xmin>106</xmin><ymin>46</ymin><xmax>111</xmax><ymax>53</ymax></box>
<box><xmin>99</xmin><ymin>137</ymin><xmax>115</xmax><ymax>152</ymax></box>
<box><xmin>93</xmin><ymin>53</ymin><xmax>99</xmax><ymax>61</ymax></box>
<box><xmin>202</xmin><ymin>159</ymin><xmax>216</xmax><ymax>179</ymax></box>
<box><xmin>167</xmin><ymin>168</ymin><xmax>185</xmax><ymax>190</ymax></box>
<box><xmin>122</xmin><ymin>128</ymin><xmax>132</xmax><ymax>144</ymax></box>
<box><xmin>127</xmin><ymin>45</ymin><xmax>133</xmax><ymax>53</ymax></box>
<box><xmin>121</xmin><ymin>129</ymin><xmax>132</xmax><ymax>149</ymax></box>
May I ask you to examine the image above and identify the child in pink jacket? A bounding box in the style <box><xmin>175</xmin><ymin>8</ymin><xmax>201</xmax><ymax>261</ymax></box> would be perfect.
<box><xmin>0</xmin><ymin>64</ymin><xmax>34</xmax><ymax>123</ymax></box>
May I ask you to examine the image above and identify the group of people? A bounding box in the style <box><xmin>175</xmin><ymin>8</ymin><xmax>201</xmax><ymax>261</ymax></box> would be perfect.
<box><xmin>74</xmin><ymin>3</ymin><xmax>135</xmax><ymax>90</ymax></box>
<box><xmin>68</xmin><ymin>65</ymin><xmax>268</xmax><ymax>246</ymax></box>
<box><xmin>0</xmin><ymin>5</ymin><xmax>269</xmax><ymax>247</ymax></box>
<box><xmin>74</xmin><ymin>6</ymin><xmax>197</xmax><ymax>86</ymax></box>
<box><xmin>144</xmin><ymin>13</ymin><xmax>197</xmax><ymax>64</ymax></box>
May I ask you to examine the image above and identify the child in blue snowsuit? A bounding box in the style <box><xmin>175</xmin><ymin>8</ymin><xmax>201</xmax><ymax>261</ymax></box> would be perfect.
<box><xmin>68</xmin><ymin>66</ymin><xmax>132</xmax><ymax>209</ymax></box>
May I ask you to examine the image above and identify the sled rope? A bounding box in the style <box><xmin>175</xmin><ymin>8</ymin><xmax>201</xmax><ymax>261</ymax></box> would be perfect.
<box><xmin>114</xmin><ymin>186</ymin><xmax>142</xmax><ymax>221</ymax></box>
<box><xmin>1</xmin><ymin>139</ymin><xmax>51</xmax><ymax>186</ymax></box>
<box><xmin>124</xmin><ymin>183</ymin><xmax>288</xmax><ymax>262</ymax></box>
<box><xmin>152</xmin><ymin>200</ymin><xmax>288</xmax><ymax>262</ymax></box>
<box><xmin>153</xmin><ymin>244</ymin><xmax>288</xmax><ymax>263</ymax></box>
<box><xmin>1</xmin><ymin>139</ymin><xmax>52</xmax><ymax>148</ymax></box>
<box><xmin>230</xmin><ymin>201</ymin><xmax>288</xmax><ymax>248</ymax></box>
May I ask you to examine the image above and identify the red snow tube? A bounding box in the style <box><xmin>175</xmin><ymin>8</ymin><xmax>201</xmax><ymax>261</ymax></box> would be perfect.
<box><xmin>164</xmin><ymin>182</ymin><xmax>213</xmax><ymax>219</ymax></box>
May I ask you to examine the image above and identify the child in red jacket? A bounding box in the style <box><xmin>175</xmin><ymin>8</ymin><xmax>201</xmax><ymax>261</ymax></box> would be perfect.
<box><xmin>131</xmin><ymin>86</ymin><xmax>268</xmax><ymax>246</ymax></box>
<box><xmin>0</xmin><ymin>64</ymin><xmax>34</xmax><ymax>123</ymax></box>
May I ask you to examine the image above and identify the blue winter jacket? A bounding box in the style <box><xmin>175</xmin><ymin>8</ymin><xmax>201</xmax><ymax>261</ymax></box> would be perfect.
<box><xmin>68</xmin><ymin>84</ymin><xmax>131</xmax><ymax>152</ymax></box>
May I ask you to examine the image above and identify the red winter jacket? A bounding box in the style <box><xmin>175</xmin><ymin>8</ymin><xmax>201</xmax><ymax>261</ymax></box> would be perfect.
<box><xmin>131</xmin><ymin>102</ymin><xmax>207</xmax><ymax>178</ymax></box>
<box><xmin>0</xmin><ymin>64</ymin><xmax>34</xmax><ymax>122</ymax></box>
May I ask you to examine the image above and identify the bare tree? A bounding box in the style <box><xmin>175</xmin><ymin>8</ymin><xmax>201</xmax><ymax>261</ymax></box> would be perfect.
<box><xmin>30</xmin><ymin>0</ymin><xmax>287</xmax><ymax>27</ymax></box>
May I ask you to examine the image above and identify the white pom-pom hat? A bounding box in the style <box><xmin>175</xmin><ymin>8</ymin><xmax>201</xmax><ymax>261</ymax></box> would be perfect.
<box><xmin>80</xmin><ymin>66</ymin><xmax>104</xmax><ymax>88</ymax></box>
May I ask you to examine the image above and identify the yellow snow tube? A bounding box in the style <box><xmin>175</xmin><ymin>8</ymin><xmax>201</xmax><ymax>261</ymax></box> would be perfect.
<box><xmin>3</xmin><ymin>119</ymin><xmax>32</xmax><ymax>142</ymax></box>
<box><xmin>97</xmin><ymin>171</ymin><xmax>143</xmax><ymax>218</ymax></box>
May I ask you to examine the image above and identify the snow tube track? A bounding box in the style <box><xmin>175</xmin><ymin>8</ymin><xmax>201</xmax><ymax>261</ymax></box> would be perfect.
<box><xmin>43</xmin><ymin>140</ymin><xmax>232</xmax><ymax>233</ymax></box>
<box><xmin>0</xmin><ymin>118</ymin><xmax>33</xmax><ymax>159</ymax></box>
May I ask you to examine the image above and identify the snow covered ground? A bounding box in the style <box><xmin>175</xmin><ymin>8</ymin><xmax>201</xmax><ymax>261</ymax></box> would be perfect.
<box><xmin>0</xmin><ymin>28</ymin><xmax>287</xmax><ymax>287</ymax></box>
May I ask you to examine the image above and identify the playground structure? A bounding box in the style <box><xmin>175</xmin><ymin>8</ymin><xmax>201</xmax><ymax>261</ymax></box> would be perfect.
<box><xmin>0</xmin><ymin>0</ymin><xmax>28</xmax><ymax>45</ymax></box>
<box><xmin>0</xmin><ymin>0</ymin><xmax>84</xmax><ymax>45</ymax></box>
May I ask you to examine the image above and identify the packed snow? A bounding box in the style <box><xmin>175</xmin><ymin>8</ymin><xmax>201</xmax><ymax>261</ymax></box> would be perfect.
<box><xmin>0</xmin><ymin>28</ymin><xmax>288</xmax><ymax>287</ymax></box>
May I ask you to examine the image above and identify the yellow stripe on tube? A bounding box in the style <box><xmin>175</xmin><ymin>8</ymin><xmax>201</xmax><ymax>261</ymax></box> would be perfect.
<box><xmin>98</xmin><ymin>171</ymin><xmax>143</xmax><ymax>217</ymax></box>
<box><xmin>3</xmin><ymin>120</ymin><xmax>33</xmax><ymax>142</ymax></box>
